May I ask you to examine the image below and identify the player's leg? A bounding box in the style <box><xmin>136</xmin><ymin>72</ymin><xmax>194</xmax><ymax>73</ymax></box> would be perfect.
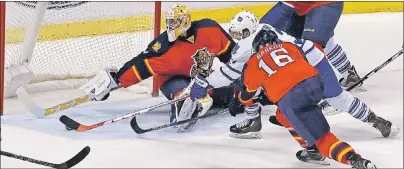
<box><xmin>325</xmin><ymin>37</ymin><xmax>363</xmax><ymax>89</ymax></box>
<box><xmin>277</xmin><ymin>75</ymin><xmax>376</xmax><ymax>168</ymax></box>
<box><xmin>259</xmin><ymin>2</ymin><xmax>300</xmax><ymax>36</ymax></box>
<box><xmin>229</xmin><ymin>102</ymin><xmax>262</xmax><ymax>139</ymax></box>
<box><xmin>274</xmin><ymin>107</ymin><xmax>327</xmax><ymax>164</ymax></box>
<box><xmin>315</xmin><ymin>57</ymin><xmax>399</xmax><ymax>137</ymax></box>
<box><xmin>302</xmin><ymin>2</ymin><xmax>363</xmax><ymax>90</ymax></box>
<box><xmin>275</xmin><ymin>108</ymin><xmax>310</xmax><ymax>148</ymax></box>
<box><xmin>160</xmin><ymin>75</ymin><xmax>191</xmax><ymax>123</ymax></box>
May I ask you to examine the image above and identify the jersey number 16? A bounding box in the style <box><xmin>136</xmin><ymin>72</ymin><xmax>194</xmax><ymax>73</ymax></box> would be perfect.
<box><xmin>258</xmin><ymin>48</ymin><xmax>295</xmax><ymax>77</ymax></box>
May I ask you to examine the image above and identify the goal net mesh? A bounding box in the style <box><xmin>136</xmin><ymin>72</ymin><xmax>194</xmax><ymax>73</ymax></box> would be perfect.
<box><xmin>4</xmin><ymin>2</ymin><xmax>160</xmax><ymax>97</ymax></box>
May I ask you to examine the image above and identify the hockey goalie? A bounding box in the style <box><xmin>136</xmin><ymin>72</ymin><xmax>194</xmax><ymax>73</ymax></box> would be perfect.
<box><xmin>78</xmin><ymin>4</ymin><xmax>236</xmax><ymax>131</ymax></box>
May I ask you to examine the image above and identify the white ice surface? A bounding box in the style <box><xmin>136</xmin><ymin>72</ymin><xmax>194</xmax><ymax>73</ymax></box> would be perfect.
<box><xmin>2</xmin><ymin>12</ymin><xmax>403</xmax><ymax>168</ymax></box>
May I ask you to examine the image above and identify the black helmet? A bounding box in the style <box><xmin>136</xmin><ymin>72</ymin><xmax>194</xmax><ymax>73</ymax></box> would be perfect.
<box><xmin>252</xmin><ymin>26</ymin><xmax>281</xmax><ymax>53</ymax></box>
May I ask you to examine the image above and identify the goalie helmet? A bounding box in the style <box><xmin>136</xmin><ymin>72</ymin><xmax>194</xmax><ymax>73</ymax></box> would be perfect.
<box><xmin>165</xmin><ymin>4</ymin><xmax>191</xmax><ymax>42</ymax></box>
<box><xmin>229</xmin><ymin>10</ymin><xmax>259</xmax><ymax>40</ymax></box>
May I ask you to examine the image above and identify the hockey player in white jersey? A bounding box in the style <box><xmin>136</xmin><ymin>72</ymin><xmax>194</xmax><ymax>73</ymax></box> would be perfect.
<box><xmin>188</xmin><ymin>10</ymin><xmax>399</xmax><ymax>162</ymax></box>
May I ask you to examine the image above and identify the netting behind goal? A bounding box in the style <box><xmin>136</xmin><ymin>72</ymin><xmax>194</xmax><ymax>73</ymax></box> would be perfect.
<box><xmin>1</xmin><ymin>2</ymin><xmax>161</xmax><ymax>105</ymax></box>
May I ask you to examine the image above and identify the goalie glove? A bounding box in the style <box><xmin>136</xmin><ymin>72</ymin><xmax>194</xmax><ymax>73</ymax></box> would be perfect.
<box><xmin>80</xmin><ymin>66</ymin><xmax>120</xmax><ymax>101</ymax></box>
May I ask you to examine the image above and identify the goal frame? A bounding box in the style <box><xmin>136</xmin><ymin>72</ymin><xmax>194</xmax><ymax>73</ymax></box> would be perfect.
<box><xmin>0</xmin><ymin>1</ymin><xmax>162</xmax><ymax>116</ymax></box>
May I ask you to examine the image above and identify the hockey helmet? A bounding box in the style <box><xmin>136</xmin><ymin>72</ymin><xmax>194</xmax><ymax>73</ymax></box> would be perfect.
<box><xmin>252</xmin><ymin>27</ymin><xmax>281</xmax><ymax>53</ymax></box>
<box><xmin>229</xmin><ymin>10</ymin><xmax>259</xmax><ymax>40</ymax></box>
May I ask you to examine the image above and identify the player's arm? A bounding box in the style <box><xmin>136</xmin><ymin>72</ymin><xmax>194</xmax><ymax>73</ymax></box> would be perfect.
<box><xmin>117</xmin><ymin>32</ymin><xmax>172</xmax><ymax>87</ymax></box>
<box><xmin>198</xmin><ymin>19</ymin><xmax>236</xmax><ymax>63</ymax></box>
<box><xmin>78</xmin><ymin>32</ymin><xmax>172</xmax><ymax>101</ymax></box>
<box><xmin>238</xmin><ymin>57</ymin><xmax>264</xmax><ymax>107</ymax></box>
<box><xmin>214</xmin><ymin>23</ymin><xmax>236</xmax><ymax>63</ymax></box>
<box><xmin>292</xmin><ymin>39</ymin><xmax>325</xmax><ymax>66</ymax></box>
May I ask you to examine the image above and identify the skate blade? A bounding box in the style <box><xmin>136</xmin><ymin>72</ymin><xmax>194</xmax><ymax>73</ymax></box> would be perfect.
<box><xmin>297</xmin><ymin>156</ymin><xmax>330</xmax><ymax>166</ymax></box>
<box><xmin>365</xmin><ymin>162</ymin><xmax>377</xmax><ymax>169</ymax></box>
<box><xmin>323</xmin><ymin>107</ymin><xmax>343</xmax><ymax>116</ymax></box>
<box><xmin>229</xmin><ymin>132</ymin><xmax>262</xmax><ymax>139</ymax></box>
<box><xmin>347</xmin><ymin>85</ymin><xmax>367</xmax><ymax>93</ymax></box>
<box><xmin>300</xmin><ymin>159</ymin><xmax>330</xmax><ymax>165</ymax></box>
<box><xmin>389</xmin><ymin>126</ymin><xmax>400</xmax><ymax>137</ymax></box>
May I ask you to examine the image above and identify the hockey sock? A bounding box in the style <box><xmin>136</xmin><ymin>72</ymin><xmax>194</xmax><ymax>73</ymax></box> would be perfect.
<box><xmin>275</xmin><ymin>108</ymin><xmax>309</xmax><ymax>148</ymax></box>
<box><xmin>325</xmin><ymin>37</ymin><xmax>352</xmax><ymax>76</ymax></box>
<box><xmin>348</xmin><ymin>97</ymin><xmax>371</xmax><ymax>122</ymax></box>
<box><xmin>316</xmin><ymin>131</ymin><xmax>355</xmax><ymax>165</ymax></box>
<box><xmin>326</xmin><ymin>91</ymin><xmax>371</xmax><ymax>122</ymax></box>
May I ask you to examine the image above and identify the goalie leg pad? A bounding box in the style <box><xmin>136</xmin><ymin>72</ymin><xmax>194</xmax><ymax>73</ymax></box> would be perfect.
<box><xmin>177</xmin><ymin>95</ymin><xmax>213</xmax><ymax>132</ymax></box>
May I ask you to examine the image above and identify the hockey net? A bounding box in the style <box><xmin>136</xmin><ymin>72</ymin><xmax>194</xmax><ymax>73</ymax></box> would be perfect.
<box><xmin>0</xmin><ymin>2</ymin><xmax>162</xmax><ymax>115</ymax></box>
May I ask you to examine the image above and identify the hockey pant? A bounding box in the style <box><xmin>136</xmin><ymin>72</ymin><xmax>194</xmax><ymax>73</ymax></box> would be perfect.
<box><xmin>259</xmin><ymin>1</ymin><xmax>343</xmax><ymax>47</ymax></box>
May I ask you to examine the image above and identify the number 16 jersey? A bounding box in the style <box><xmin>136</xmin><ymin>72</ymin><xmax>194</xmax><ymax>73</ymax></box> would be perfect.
<box><xmin>243</xmin><ymin>42</ymin><xmax>318</xmax><ymax>103</ymax></box>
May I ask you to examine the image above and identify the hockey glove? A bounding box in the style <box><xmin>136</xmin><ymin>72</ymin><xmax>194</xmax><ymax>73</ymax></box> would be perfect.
<box><xmin>80</xmin><ymin>66</ymin><xmax>120</xmax><ymax>101</ymax></box>
<box><xmin>190</xmin><ymin>75</ymin><xmax>212</xmax><ymax>101</ymax></box>
<box><xmin>229</xmin><ymin>90</ymin><xmax>245</xmax><ymax>117</ymax></box>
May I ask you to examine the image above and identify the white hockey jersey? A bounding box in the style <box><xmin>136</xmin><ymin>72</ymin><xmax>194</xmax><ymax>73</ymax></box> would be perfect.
<box><xmin>206</xmin><ymin>23</ymin><xmax>324</xmax><ymax>88</ymax></box>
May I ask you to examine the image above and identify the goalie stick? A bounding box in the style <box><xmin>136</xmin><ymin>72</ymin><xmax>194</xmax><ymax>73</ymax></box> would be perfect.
<box><xmin>16</xmin><ymin>86</ymin><xmax>122</xmax><ymax>118</ymax></box>
<box><xmin>1</xmin><ymin>146</ymin><xmax>90</xmax><ymax>169</ymax></box>
<box><xmin>59</xmin><ymin>95</ymin><xmax>189</xmax><ymax>132</ymax></box>
<box><xmin>130</xmin><ymin>108</ymin><xmax>229</xmax><ymax>134</ymax></box>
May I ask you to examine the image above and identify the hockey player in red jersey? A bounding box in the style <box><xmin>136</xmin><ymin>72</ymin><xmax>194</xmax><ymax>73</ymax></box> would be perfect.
<box><xmin>260</xmin><ymin>1</ymin><xmax>366</xmax><ymax>115</ymax></box>
<box><xmin>78</xmin><ymin>4</ymin><xmax>235</xmax><ymax>131</ymax></box>
<box><xmin>238</xmin><ymin>27</ymin><xmax>377</xmax><ymax>169</ymax></box>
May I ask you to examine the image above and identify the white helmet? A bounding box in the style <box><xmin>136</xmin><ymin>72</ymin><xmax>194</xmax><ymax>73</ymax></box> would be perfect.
<box><xmin>229</xmin><ymin>10</ymin><xmax>259</xmax><ymax>40</ymax></box>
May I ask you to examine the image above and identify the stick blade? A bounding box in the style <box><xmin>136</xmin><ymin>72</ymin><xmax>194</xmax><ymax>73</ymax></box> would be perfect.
<box><xmin>56</xmin><ymin>146</ymin><xmax>91</xmax><ymax>169</ymax></box>
<box><xmin>16</xmin><ymin>87</ymin><xmax>45</xmax><ymax>118</ymax></box>
<box><xmin>130</xmin><ymin>116</ymin><xmax>146</xmax><ymax>134</ymax></box>
<box><xmin>60</xmin><ymin>115</ymin><xmax>81</xmax><ymax>131</ymax></box>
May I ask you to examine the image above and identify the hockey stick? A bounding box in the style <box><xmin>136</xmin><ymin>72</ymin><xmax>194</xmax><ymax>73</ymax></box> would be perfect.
<box><xmin>1</xmin><ymin>146</ymin><xmax>90</xmax><ymax>169</ymax></box>
<box><xmin>130</xmin><ymin>108</ymin><xmax>229</xmax><ymax>134</ymax></box>
<box><xmin>16</xmin><ymin>86</ymin><xmax>122</xmax><ymax>118</ymax></box>
<box><xmin>346</xmin><ymin>48</ymin><xmax>403</xmax><ymax>91</ymax></box>
<box><xmin>322</xmin><ymin>48</ymin><xmax>403</xmax><ymax>115</ymax></box>
<box><xmin>59</xmin><ymin>95</ymin><xmax>189</xmax><ymax>132</ymax></box>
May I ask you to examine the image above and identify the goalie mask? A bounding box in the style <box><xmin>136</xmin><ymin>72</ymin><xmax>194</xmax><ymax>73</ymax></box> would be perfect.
<box><xmin>165</xmin><ymin>4</ymin><xmax>191</xmax><ymax>42</ymax></box>
<box><xmin>229</xmin><ymin>10</ymin><xmax>259</xmax><ymax>40</ymax></box>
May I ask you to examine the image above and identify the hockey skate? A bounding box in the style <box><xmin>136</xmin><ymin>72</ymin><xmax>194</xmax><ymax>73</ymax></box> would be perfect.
<box><xmin>339</xmin><ymin>66</ymin><xmax>367</xmax><ymax>92</ymax></box>
<box><xmin>368</xmin><ymin>112</ymin><xmax>400</xmax><ymax>137</ymax></box>
<box><xmin>347</xmin><ymin>152</ymin><xmax>377</xmax><ymax>169</ymax></box>
<box><xmin>268</xmin><ymin>115</ymin><xmax>283</xmax><ymax>127</ymax></box>
<box><xmin>319</xmin><ymin>100</ymin><xmax>342</xmax><ymax>116</ymax></box>
<box><xmin>296</xmin><ymin>146</ymin><xmax>329</xmax><ymax>165</ymax></box>
<box><xmin>229</xmin><ymin>108</ymin><xmax>262</xmax><ymax>139</ymax></box>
